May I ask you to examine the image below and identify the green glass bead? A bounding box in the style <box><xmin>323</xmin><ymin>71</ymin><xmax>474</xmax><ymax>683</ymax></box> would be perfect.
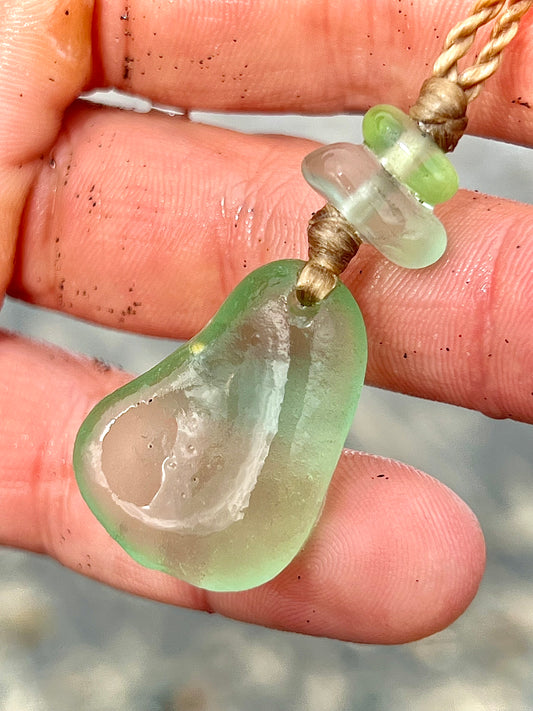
<box><xmin>74</xmin><ymin>260</ymin><xmax>367</xmax><ymax>592</ymax></box>
<box><xmin>363</xmin><ymin>104</ymin><xmax>459</xmax><ymax>205</ymax></box>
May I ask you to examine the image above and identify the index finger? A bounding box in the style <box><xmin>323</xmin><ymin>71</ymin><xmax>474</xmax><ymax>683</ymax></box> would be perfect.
<box><xmin>0</xmin><ymin>334</ymin><xmax>485</xmax><ymax>644</ymax></box>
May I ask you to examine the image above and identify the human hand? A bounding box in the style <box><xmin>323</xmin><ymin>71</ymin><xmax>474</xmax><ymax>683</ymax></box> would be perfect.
<box><xmin>1</xmin><ymin>0</ymin><xmax>532</xmax><ymax>644</ymax></box>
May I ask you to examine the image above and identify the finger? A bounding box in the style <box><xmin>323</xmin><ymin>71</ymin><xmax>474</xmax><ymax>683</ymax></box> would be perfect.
<box><xmin>90</xmin><ymin>0</ymin><xmax>533</xmax><ymax>144</ymax></box>
<box><xmin>11</xmin><ymin>105</ymin><xmax>533</xmax><ymax>422</ymax></box>
<box><xmin>0</xmin><ymin>0</ymin><xmax>91</xmax><ymax>295</ymax></box>
<box><xmin>0</xmin><ymin>334</ymin><xmax>485</xmax><ymax>643</ymax></box>
<box><xmin>347</xmin><ymin>190</ymin><xmax>533</xmax><ymax>424</ymax></box>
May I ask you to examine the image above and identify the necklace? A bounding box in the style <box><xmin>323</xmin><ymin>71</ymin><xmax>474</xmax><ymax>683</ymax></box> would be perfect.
<box><xmin>73</xmin><ymin>0</ymin><xmax>532</xmax><ymax>592</ymax></box>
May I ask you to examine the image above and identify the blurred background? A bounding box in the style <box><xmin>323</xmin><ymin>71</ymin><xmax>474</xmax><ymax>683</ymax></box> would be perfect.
<box><xmin>1</xmin><ymin>99</ymin><xmax>532</xmax><ymax>711</ymax></box>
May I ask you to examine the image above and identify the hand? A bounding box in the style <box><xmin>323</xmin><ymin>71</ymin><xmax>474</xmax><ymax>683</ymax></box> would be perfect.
<box><xmin>1</xmin><ymin>0</ymin><xmax>531</xmax><ymax>644</ymax></box>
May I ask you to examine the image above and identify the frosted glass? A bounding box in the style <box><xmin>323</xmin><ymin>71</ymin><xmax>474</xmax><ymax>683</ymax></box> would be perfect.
<box><xmin>302</xmin><ymin>143</ymin><xmax>447</xmax><ymax>268</ymax></box>
<box><xmin>74</xmin><ymin>260</ymin><xmax>367</xmax><ymax>591</ymax></box>
<box><xmin>363</xmin><ymin>104</ymin><xmax>458</xmax><ymax>205</ymax></box>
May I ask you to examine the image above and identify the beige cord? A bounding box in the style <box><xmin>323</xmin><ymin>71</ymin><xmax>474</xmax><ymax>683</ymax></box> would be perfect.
<box><xmin>296</xmin><ymin>0</ymin><xmax>532</xmax><ymax>305</ymax></box>
<box><xmin>434</xmin><ymin>0</ymin><xmax>533</xmax><ymax>102</ymax></box>
<box><xmin>433</xmin><ymin>0</ymin><xmax>508</xmax><ymax>85</ymax></box>
<box><xmin>295</xmin><ymin>204</ymin><xmax>361</xmax><ymax>306</ymax></box>
<box><xmin>411</xmin><ymin>0</ymin><xmax>532</xmax><ymax>150</ymax></box>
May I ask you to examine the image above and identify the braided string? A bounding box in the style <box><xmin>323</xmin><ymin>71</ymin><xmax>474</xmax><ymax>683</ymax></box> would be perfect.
<box><xmin>410</xmin><ymin>0</ymin><xmax>531</xmax><ymax>150</ymax></box>
<box><xmin>433</xmin><ymin>1</ymin><xmax>507</xmax><ymax>82</ymax></box>
<box><xmin>434</xmin><ymin>0</ymin><xmax>533</xmax><ymax>101</ymax></box>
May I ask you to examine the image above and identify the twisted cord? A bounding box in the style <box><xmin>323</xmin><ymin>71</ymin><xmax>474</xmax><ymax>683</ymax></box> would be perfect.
<box><xmin>434</xmin><ymin>0</ymin><xmax>533</xmax><ymax>101</ymax></box>
<box><xmin>457</xmin><ymin>0</ymin><xmax>533</xmax><ymax>100</ymax></box>
<box><xmin>295</xmin><ymin>204</ymin><xmax>360</xmax><ymax>306</ymax></box>
<box><xmin>433</xmin><ymin>0</ymin><xmax>507</xmax><ymax>83</ymax></box>
<box><xmin>412</xmin><ymin>0</ymin><xmax>532</xmax><ymax>150</ymax></box>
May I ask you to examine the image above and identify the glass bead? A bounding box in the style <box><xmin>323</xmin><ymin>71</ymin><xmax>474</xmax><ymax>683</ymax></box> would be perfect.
<box><xmin>362</xmin><ymin>104</ymin><xmax>458</xmax><ymax>205</ymax></box>
<box><xmin>74</xmin><ymin>260</ymin><xmax>367</xmax><ymax>592</ymax></box>
<box><xmin>302</xmin><ymin>142</ymin><xmax>447</xmax><ymax>268</ymax></box>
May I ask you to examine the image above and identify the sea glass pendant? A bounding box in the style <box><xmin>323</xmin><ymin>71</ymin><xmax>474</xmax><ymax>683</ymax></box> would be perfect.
<box><xmin>74</xmin><ymin>260</ymin><xmax>367</xmax><ymax>592</ymax></box>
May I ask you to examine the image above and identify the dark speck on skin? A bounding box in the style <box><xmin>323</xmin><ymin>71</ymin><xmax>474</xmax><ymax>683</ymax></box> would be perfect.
<box><xmin>92</xmin><ymin>357</ymin><xmax>112</xmax><ymax>373</ymax></box>
<box><xmin>512</xmin><ymin>97</ymin><xmax>531</xmax><ymax>108</ymax></box>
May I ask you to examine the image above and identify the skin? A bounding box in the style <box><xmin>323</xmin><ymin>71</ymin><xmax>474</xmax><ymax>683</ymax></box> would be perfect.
<box><xmin>1</xmin><ymin>0</ymin><xmax>532</xmax><ymax>643</ymax></box>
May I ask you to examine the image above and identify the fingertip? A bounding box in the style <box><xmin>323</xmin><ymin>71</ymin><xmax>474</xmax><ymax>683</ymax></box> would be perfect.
<box><xmin>217</xmin><ymin>452</ymin><xmax>485</xmax><ymax>643</ymax></box>
<box><xmin>318</xmin><ymin>452</ymin><xmax>486</xmax><ymax>642</ymax></box>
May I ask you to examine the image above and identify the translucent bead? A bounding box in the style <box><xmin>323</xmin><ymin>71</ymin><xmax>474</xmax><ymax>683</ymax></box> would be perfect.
<box><xmin>302</xmin><ymin>142</ymin><xmax>447</xmax><ymax>269</ymax></box>
<box><xmin>362</xmin><ymin>104</ymin><xmax>458</xmax><ymax>205</ymax></box>
<box><xmin>74</xmin><ymin>260</ymin><xmax>367</xmax><ymax>592</ymax></box>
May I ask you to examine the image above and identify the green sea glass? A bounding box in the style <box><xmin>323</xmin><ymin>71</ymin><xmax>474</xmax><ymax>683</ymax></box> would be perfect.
<box><xmin>363</xmin><ymin>104</ymin><xmax>459</xmax><ymax>205</ymax></box>
<box><xmin>74</xmin><ymin>260</ymin><xmax>367</xmax><ymax>592</ymax></box>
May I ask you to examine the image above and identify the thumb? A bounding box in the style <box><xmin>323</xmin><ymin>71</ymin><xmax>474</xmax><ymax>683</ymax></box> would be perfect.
<box><xmin>0</xmin><ymin>0</ymin><xmax>92</xmax><ymax>295</ymax></box>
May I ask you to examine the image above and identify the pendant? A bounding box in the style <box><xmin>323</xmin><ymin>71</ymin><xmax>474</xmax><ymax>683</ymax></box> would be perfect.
<box><xmin>74</xmin><ymin>104</ymin><xmax>457</xmax><ymax>592</ymax></box>
<box><xmin>74</xmin><ymin>260</ymin><xmax>367</xmax><ymax>591</ymax></box>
